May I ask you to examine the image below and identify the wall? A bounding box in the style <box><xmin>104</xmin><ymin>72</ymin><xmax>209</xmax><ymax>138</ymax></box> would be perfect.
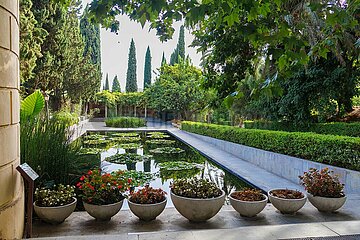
<box><xmin>185</xmin><ymin>131</ymin><xmax>360</xmax><ymax>194</ymax></box>
<box><xmin>0</xmin><ymin>0</ymin><xmax>24</xmax><ymax>238</ymax></box>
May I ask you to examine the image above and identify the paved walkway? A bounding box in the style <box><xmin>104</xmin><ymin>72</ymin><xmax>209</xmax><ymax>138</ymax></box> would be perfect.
<box><xmin>33</xmin><ymin>120</ymin><xmax>360</xmax><ymax>239</ymax></box>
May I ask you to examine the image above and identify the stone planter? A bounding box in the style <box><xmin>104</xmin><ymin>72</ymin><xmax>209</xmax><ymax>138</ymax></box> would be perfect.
<box><xmin>229</xmin><ymin>193</ymin><xmax>268</xmax><ymax>217</ymax></box>
<box><xmin>307</xmin><ymin>194</ymin><xmax>347</xmax><ymax>212</ymax></box>
<box><xmin>268</xmin><ymin>189</ymin><xmax>307</xmax><ymax>214</ymax></box>
<box><xmin>128</xmin><ymin>198</ymin><xmax>167</xmax><ymax>221</ymax></box>
<box><xmin>170</xmin><ymin>190</ymin><xmax>225</xmax><ymax>222</ymax></box>
<box><xmin>34</xmin><ymin>197</ymin><xmax>77</xmax><ymax>224</ymax></box>
<box><xmin>83</xmin><ymin>200</ymin><xmax>123</xmax><ymax>221</ymax></box>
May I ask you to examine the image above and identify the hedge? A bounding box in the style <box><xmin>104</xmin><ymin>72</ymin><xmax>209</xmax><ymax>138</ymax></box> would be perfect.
<box><xmin>181</xmin><ymin>121</ymin><xmax>360</xmax><ymax>171</ymax></box>
<box><xmin>105</xmin><ymin>117</ymin><xmax>146</xmax><ymax>128</ymax></box>
<box><xmin>244</xmin><ymin>120</ymin><xmax>360</xmax><ymax>137</ymax></box>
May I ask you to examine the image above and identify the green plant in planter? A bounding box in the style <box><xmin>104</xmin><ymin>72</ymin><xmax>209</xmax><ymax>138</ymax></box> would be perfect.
<box><xmin>111</xmin><ymin>132</ymin><xmax>140</xmax><ymax>137</ymax></box>
<box><xmin>146</xmin><ymin>139</ymin><xmax>176</xmax><ymax>145</ymax></box>
<box><xmin>129</xmin><ymin>185</ymin><xmax>167</xmax><ymax>204</ymax></box>
<box><xmin>299</xmin><ymin>168</ymin><xmax>344</xmax><ymax>198</ymax></box>
<box><xmin>104</xmin><ymin>153</ymin><xmax>153</xmax><ymax>164</ymax></box>
<box><xmin>118</xmin><ymin>143</ymin><xmax>142</xmax><ymax>149</ymax></box>
<box><xmin>35</xmin><ymin>184</ymin><xmax>76</xmax><ymax>207</ymax></box>
<box><xmin>171</xmin><ymin>178</ymin><xmax>223</xmax><ymax>199</ymax></box>
<box><xmin>147</xmin><ymin>132</ymin><xmax>170</xmax><ymax>139</ymax></box>
<box><xmin>149</xmin><ymin>147</ymin><xmax>185</xmax><ymax>154</ymax></box>
<box><xmin>84</xmin><ymin>134</ymin><xmax>107</xmax><ymax>140</ymax></box>
<box><xmin>110</xmin><ymin>136</ymin><xmax>141</xmax><ymax>143</ymax></box>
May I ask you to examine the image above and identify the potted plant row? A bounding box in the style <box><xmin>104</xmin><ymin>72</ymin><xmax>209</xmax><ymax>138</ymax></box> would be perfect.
<box><xmin>170</xmin><ymin>178</ymin><xmax>225</xmax><ymax>222</ymax></box>
<box><xmin>34</xmin><ymin>184</ymin><xmax>77</xmax><ymax>224</ymax></box>
<box><xmin>299</xmin><ymin>168</ymin><xmax>346</xmax><ymax>212</ymax></box>
<box><xmin>76</xmin><ymin>169</ymin><xmax>131</xmax><ymax>221</ymax></box>
<box><xmin>128</xmin><ymin>185</ymin><xmax>167</xmax><ymax>221</ymax></box>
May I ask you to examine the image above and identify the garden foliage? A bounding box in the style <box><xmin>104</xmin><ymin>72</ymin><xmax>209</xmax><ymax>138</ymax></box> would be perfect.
<box><xmin>244</xmin><ymin>120</ymin><xmax>360</xmax><ymax>137</ymax></box>
<box><xmin>105</xmin><ymin>117</ymin><xmax>146</xmax><ymax>128</ymax></box>
<box><xmin>181</xmin><ymin>122</ymin><xmax>360</xmax><ymax>171</ymax></box>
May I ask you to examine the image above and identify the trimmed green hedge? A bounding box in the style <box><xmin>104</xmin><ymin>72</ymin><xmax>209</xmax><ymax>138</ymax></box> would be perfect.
<box><xmin>105</xmin><ymin>117</ymin><xmax>146</xmax><ymax>128</ymax></box>
<box><xmin>244</xmin><ymin>120</ymin><xmax>360</xmax><ymax>137</ymax></box>
<box><xmin>181</xmin><ymin>121</ymin><xmax>360</xmax><ymax>171</ymax></box>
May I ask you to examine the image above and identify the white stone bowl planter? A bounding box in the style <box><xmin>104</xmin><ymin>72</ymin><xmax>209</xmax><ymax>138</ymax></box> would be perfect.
<box><xmin>128</xmin><ymin>198</ymin><xmax>167</xmax><ymax>221</ymax></box>
<box><xmin>307</xmin><ymin>194</ymin><xmax>347</xmax><ymax>212</ymax></box>
<box><xmin>83</xmin><ymin>200</ymin><xmax>123</xmax><ymax>221</ymax></box>
<box><xmin>34</xmin><ymin>197</ymin><xmax>77</xmax><ymax>224</ymax></box>
<box><xmin>229</xmin><ymin>193</ymin><xmax>268</xmax><ymax>217</ymax></box>
<box><xmin>170</xmin><ymin>190</ymin><xmax>225</xmax><ymax>222</ymax></box>
<box><xmin>268</xmin><ymin>189</ymin><xmax>307</xmax><ymax>214</ymax></box>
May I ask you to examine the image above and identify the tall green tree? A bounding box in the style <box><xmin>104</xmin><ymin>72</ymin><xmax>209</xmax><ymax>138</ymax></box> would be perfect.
<box><xmin>19</xmin><ymin>0</ymin><xmax>47</xmax><ymax>86</ymax></box>
<box><xmin>161</xmin><ymin>52</ymin><xmax>166</xmax><ymax>65</ymax></box>
<box><xmin>169</xmin><ymin>25</ymin><xmax>185</xmax><ymax>65</ymax></box>
<box><xmin>143</xmin><ymin>46</ymin><xmax>152</xmax><ymax>89</ymax></box>
<box><xmin>104</xmin><ymin>73</ymin><xmax>110</xmax><ymax>90</ymax></box>
<box><xmin>112</xmin><ymin>75</ymin><xmax>121</xmax><ymax>92</ymax></box>
<box><xmin>126</xmin><ymin>38</ymin><xmax>138</xmax><ymax>92</ymax></box>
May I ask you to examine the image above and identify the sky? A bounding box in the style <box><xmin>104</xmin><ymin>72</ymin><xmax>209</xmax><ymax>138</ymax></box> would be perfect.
<box><xmin>81</xmin><ymin>0</ymin><xmax>202</xmax><ymax>92</ymax></box>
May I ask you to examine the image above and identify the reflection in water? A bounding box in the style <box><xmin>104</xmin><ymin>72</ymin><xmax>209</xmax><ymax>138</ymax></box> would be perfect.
<box><xmin>78</xmin><ymin>131</ymin><xmax>251</xmax><ymax>206</ymax></box>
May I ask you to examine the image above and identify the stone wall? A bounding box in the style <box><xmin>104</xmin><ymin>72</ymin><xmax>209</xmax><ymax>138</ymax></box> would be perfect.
<box><xmin>0</xmin><ymin>0</ymin><xmax>24</xmax><ymax>238</ymax></box>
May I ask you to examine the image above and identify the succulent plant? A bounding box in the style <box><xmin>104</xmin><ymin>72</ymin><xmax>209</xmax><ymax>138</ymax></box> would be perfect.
<box><xmin>230</xmin><ymin>189</ymin><xmax>265</xmax><ymax>201</ymax></box>
<box><xmin>171</xmin><ymin>178</ymin><xmax>223</xmax><ymax>199</ymax></box>
<box><xmin>35</xmin><ymin>184</ymin><xmax>76</xmax><ymax>207</ymax></box>
<box><xmin>129</xmin><ymin>186</ymin><xmax>166</xmax><ymax>204</ymax></box>
<box><xmin>269</xmin><ymin>189</ymin><xmax>304</xmax><ymax>199</ymax></box>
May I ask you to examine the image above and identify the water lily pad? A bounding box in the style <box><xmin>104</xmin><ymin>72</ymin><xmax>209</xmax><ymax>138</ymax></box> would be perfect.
<box><xmin>149</xmin><ymin>147</ymin><xmax>185</xmax><ymax>154</ymax></box>
<box><xmin>147</xmin><ymin>132</ymin><xmax>170</xmax><ymax>139</ymax></box>
<box><xmin>104</xmin><ymin>153</ymin><xmax>153</xmax><ymax>164</ymax></box>
<box><xmin>84</xmin><ymin>134</ymin><xmax>107</xmax><ymax>140</ymax></box>
<box><xmin>111</xmin><ymin>132</ymin><xmax>140</xmax><ymax>137</ymax></box>
<box><xmin>110</xmin><ymin>136</ymin><xmax>141</xmax><ymax>143</ymax></box>
<box><xmin>118</xmin><ymin>143</ymin><xmax>142</xmax><ymax>149</ymax></box>
<box><xmin>79</xmin><ymin>148</ymin><xmax>103</xmax><ymax>155</ymax></box>
<box><xmin>158</xmin><ymin>161</ymin><xmax>203</xmax><ymax>171</ymax></box>
<box><xmin>146</xmin><ymin>139</ymin><xmax>176</xmax><ymax>145</ymax></box>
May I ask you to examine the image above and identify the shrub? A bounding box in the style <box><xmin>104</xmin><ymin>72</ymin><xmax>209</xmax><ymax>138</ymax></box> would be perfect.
<box><xmin>299</xmin><ymin>168</ymin><xmax>344</xmax><ymax>198</ymax></box>
<box><xmin>171</xmin><ymin>178</ymin><xmax>223</xmax><ymax>199</ymax></box>
<box><xmin>105</xmin><ymin>117</ymin><xmax>146</xmax><ymax>128</ymax></box>
<box><xmin>181</xmin><ymin>121</ymin><xmax>360</xmax><ymax>170</ymax></box>
<box><xmin>129</xmin><ymin>186</ymin><xmax>167</xmax><ymax>204</ymax></box>
<box><xmin>244</xmin><ymin>120</ymin><xmax>360</xmax><ymax>137</ymax></box>
<box><xmin>21</xmin><ymin>117</ymin><xmax>80</xmax><ymax>186</ymax></box>
<box><xmin>52</xmin><ymin>111</ymin><xmax>79</xmax><ymax>127</ymax></box>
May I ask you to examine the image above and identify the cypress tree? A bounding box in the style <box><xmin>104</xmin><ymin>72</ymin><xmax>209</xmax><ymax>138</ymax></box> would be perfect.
<box><xmin>161</xmin><ymin>52</ymin><xmax>167</xmax><ymax>65</ymax></box>
<box><xmin>126</xmin><ymin>38</ymin><xmax>138</xmax><ymax>92</ymax></box>
<box><xmin>143</xmin><ymin>46</ymin><xmax>152</xmax><ymax>89</ymax></box>
<box><xmin>112</xmin><ymin>75</ymin><xmax>121</xmax><ymax>92</ymax></box>
<box><xmin>169</xmin><ymin>25</ymin><xmax>185</xmax><ymax>65</ymax></box>
<box><xmin>177</xmin><ymin>25</ymin><xmax>185</xmax><ymax>60</ymax></box>
<box><xmin>104</xmin><ymin>73</ymin><xmax>110</xmax><ymax>90</ymax></box>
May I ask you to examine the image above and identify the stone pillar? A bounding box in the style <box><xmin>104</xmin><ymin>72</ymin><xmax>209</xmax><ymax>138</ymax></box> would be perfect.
<box><xmin>0</xmin><ymin>0</ymin><xmax>25</xmax><ymax>239</ymax></box>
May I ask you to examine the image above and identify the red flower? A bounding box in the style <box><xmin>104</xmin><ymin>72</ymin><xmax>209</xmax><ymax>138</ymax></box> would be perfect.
<box><xmin>118</xmin><ymin>185</ymin><xmax>123</xmax><ymax>189</ymax></box>
<box><xmin>88</xmin><ymin>170</ymin><xmax>93</xmax><ymax>175</ymax></box>
<box><xmin>80</xmin><ymin>175</ymin><xmax>85</xmax><ymax>181</ymax></box>
<box><xmin>128</xmin><ymin>178</ymin><xmax>132</xmax><ymax>184</ymax></box>
<box><xmin>76</xmin><ymin>182</ymin><xmax>81</xmax><ymax>187</ymax></box>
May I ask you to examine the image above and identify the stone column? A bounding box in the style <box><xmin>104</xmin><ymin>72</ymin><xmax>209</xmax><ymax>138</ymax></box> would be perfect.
<box><xmin>0</xmin><ymin>0</ymin><xmax>25</xmax><ymax>239</ymax></box>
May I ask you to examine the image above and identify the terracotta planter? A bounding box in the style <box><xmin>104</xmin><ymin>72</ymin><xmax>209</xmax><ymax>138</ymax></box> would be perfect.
<box><xmin>83</xmin><ymin>200</ymin><xmax>123</xmax><ymax>221</ymax></box>
<box><xmin>268</xmin><ymin>189</ymin><xmax>307</xmax><ymax>214</ymax></box>
<box><xmin>307</xmin><ymin>194</ymin><xmax>347</xmax><ymax>212</ymax></box>
<box><xmin>34</xmin><ymin>197</ymin><xmax>77</xmax><ymax>224</ymax></box>
<box><xmin>170</xmin><ymin>190</ymin><xmax>225</xmax><ymax>222</ymax></box>
<box><xmin>128</xmin><ymin>198</ymin><xmax>167</xmax><ymax>221</ymax></box>
<box><xmin>229</xmin><ymin>193</ymin><xmax>268</xmax><ymax>217</ymax></box>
